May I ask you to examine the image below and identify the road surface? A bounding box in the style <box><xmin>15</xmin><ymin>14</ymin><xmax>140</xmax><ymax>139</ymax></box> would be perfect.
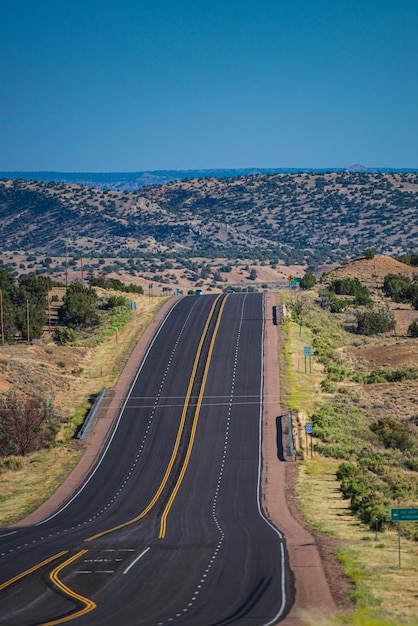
<box><xmin>0</xmin><ymin>293</ymin><xmax>294</xmax><ymax>625</ymax></box>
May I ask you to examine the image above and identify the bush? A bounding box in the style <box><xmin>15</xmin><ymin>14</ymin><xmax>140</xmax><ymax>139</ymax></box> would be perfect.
<box><xmin>370</xmin><ymin>416</ymin><xmax>413</xmax><ymax>452</ymax></box>
<box><xmin>58</xmin><ymin>283</ymin><xmax>99</xmax><ymax>329</ymax></box>
<box><xmin>53</xmin><ymin>327</ymin><xmax>77</xmax><ymax>345</ymax></box>
<box><xmin>355</xmin><ymin>307</ymin><xmax>396</xmax><ymax>335</ymax></box>
<box><xmin>331</xmin><ymin>277</ymin><xmax>371</xmax><ymax>305</ymax></box>
<box><xmin>300</xmin><ymin>272</ymin><xmax>317</xmax><ymax>290</ymax></box>
<box><xmin>106</xmin><ymin>295</ymin><xmax>129</xmax><ymax>309</ymax></box>
<box><xmin>0</xmin><ymin>394</ymin><xmax>59</xmax><ymax>456</ymax></box>
<box><xmin>408</xmin><ymin>320</ymin><xmax>418</xmax><ymax>337</ymax></box>
<box><xmin>382</xmin><ymin>273</ymin><xmax>412</xmax><ymax>303</ymax></box>
<box><xmin>318</xmin><ymin>289</ymin><xmax>349</xmax><ymax>313</ymax></box>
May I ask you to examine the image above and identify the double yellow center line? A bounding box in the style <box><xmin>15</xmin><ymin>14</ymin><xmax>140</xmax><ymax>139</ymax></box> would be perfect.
<box><xmin>86</xmin><ymin>293</ymin><xmax>227</xmax><ymax>541</ymax></box>
<box><xmin>1</xmin><ymin>294</ymin><xmax>228</xmax><ymax>624</ymax></box>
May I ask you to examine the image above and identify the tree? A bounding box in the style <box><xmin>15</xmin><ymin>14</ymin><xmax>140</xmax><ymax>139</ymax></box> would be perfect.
<box><xmin>331</xmin><ymin>277</ymin><xmax>371</xmax><ymax>305</ymax></box>
<box><xmin>58</xmin><ymin>283</ymin><xmax>99</xmax><ymax>328</ymax></box>
<box><xmin>408</xmin><ymin>320</ymin><xmax>418</xmax><ymax>337</ymax></box>
<box><xmin>248</xmin><ymin>269</ymin><xmax>257</xmax><ymax>281</ymax></box>
<box><xmin>355</xmin><ymin>306</ymin><xmax>396</xmax><ymax>336</ymax></box>
<box><xmin>364</xmin><ymin>249</ymin><xmax>375</xmax><ymax>259</ymax></box>
<box><xmin>300</xmin><ymin>271</ymin><xmax>317</xmax><ymax>290</ymax></box>
<box><xmin>383</xmin><ymin>274</ymin><xmax>412</xmax><ymax>303</ymax></box>
<box><xmin>0</xmin><ymin>393</ymin><xmax>59</xmax><ymax>456</ymax></box>
<box><xmin>53</xmin><ymin>327</ymin><xmax>77</xmax><ymax>345</ymax></box>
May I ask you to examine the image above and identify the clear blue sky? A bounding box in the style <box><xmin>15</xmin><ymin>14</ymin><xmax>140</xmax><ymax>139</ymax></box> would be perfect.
<box><xmin>1</xmin><ymin>0</ymin><xmax>417</xmax><ymax>171</ymax></box>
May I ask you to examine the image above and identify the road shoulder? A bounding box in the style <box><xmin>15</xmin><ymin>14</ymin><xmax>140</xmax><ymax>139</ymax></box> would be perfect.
<box><xmin>262</xmin><ymin>293</ymin><xmax>337</xmax><ymax>624</ymax></box>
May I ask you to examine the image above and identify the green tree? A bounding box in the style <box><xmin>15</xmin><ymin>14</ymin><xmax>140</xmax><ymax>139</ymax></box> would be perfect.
<box><xmin>59</xmin><ymin>283</ymin><xmax>99</xmax><ymax>328</ymax></box>
<box><xmin>383</xmin><ymin>273</ymin><xmax>412</xmax><ymax>303</ymax></box>
<box><xmin>408</xmin><ymin>320</ymin><xmax>418</xmax><ymax>337</ymax></box>
<box><xmin>300</xmin><ymin>271</ymin><xmax>317</xmax><ymax>290</ymax></box>
<box><xmin>355</xmin><ymin>306</ymin><xmax>396</xmax><ymax>336</ymax></box>
<box><xmin>53</xmin><ymin>327</ymin><xmax>77</xmax><ymax>345</ymax></box>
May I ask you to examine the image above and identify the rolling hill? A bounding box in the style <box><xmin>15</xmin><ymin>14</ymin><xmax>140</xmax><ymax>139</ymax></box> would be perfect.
<box><xmin>0</xmin><ymin>171</ymin><xmax>417</xmax><ymax>272</ymax></box>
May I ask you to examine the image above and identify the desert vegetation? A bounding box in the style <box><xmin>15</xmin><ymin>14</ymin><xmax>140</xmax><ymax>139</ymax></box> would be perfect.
<box><xmin>281</xmin><ymin>259</ymin><xmax>418</xmax><ymax>624</ymax></box>
<box><xmin>285</xmin><ymin>261</ymin><xmax>418</xmax><ymax>536</ymax></box>
<box><xmin>1</xmin><ymin>171</ymin><xmax>417</xmax><ymax>274</ymax></box>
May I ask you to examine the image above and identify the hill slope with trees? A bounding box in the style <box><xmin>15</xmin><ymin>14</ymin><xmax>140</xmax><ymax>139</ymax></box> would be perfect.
<box><xmin>0</xmin><ymin>171</ymin><xmax>417</xmax><ymax>268</ymax></box>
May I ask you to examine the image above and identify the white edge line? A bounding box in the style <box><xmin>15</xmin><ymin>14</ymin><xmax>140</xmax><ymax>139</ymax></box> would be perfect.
<box><xmin>0</xmin><ymin>530</ymin><xmax>17</xmax><ymax>538</ymax></box>
<box><xmin>258</xmin><ymin>293</ymin><xmax>287</xmax><ymax>626</ymax></box>
<box><xmin>37</xmin><ymin>299</ymin><xmax>183</xmax><ymax>525</ymax></box>
<box><xmin>123</xmin><ymin>546</ymin><xmax>151</xmax><ymax>574</ymax></box>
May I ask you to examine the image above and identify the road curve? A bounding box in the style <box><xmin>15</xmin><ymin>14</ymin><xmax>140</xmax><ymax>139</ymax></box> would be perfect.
<box><xmin>0</xmin><ymin>293</ymin><xmax>294</xmax><ymax>625</ymax></box>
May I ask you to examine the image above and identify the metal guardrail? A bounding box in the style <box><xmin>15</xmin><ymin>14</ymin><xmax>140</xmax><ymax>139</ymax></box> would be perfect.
<box><xmin>78</xmin><ymin>387</ymin><xmax>106</xmax><ymax>440</ymax></box>
<box><xmin>288</xmin><ymin>410</ymin><xmax>294</xmax><ymax>459</ymax></box>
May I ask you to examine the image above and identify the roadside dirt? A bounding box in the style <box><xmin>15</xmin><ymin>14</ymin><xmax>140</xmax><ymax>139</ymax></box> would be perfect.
<box><xmin>16</xmin><ymin>294</ymin><xmax>341</xmax><ymax>625</ymax></box>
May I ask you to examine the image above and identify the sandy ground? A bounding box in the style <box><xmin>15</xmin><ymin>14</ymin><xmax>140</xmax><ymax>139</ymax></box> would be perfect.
<box><xmin>16</xmin><ymin>294</ymin><xmax>337</xmax><ymax>624</ymax></box>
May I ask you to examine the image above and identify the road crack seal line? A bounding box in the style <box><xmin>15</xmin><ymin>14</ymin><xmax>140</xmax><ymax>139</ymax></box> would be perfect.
<box><xmin>158</xmin><ymin>296</ymin><xmax>247</xmax><ymax>625</ymax></box>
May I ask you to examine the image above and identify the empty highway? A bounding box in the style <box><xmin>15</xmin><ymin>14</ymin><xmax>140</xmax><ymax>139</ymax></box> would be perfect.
<box><xmin>0</xmin><ymin>293</ymin><xmax>294</xmax><ymax>625</ymax></box>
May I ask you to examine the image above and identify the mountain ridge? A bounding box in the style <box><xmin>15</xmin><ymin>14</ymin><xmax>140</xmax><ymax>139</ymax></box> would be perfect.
<box><xmin>2</xmin><ymin>167</ymin><xmax>418</xmax><ymax>191</ymax></box>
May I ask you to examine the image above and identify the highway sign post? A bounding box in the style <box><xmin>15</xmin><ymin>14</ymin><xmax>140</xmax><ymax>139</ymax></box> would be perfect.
<box><xmin>390</xmin><ymin>508</ymin><xmax>418</xmax><ymax>568</ymax></box>
<box><xmin>305</xmin><ymin>423</ymin><xmax>313</xmax><ymax>459</ymax></box>
<box><xmin>304</xmin><ymin>346</ymin><xmax>312</xmax><ymax>374</ymax></box>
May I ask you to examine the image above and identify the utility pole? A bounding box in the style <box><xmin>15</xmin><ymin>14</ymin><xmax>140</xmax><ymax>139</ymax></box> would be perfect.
<box><xmin>26</xmin><ymin>298</ymin><xmax>30</xmax><ymax>345</ymax></box>
<box><xmin>0</xmin><ymin>289</ymin><xmax>4</xmax><ymax>347</ymax></box>
<box><xmin>65</xmin><ymin>243</ymin><xmax>69</xmax><ymax>288</ymax></box>
<box><xmin>48</xmin><ymin>290</ymin><xmax>51</xmax><ymax>332</ymax></box>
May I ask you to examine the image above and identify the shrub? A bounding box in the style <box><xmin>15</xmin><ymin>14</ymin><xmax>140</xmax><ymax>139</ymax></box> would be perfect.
<box><xmin>300</xmin><ymin>271</ymin><xmax>317</xmax><ymax>290</ymax></box>
<box><xmin>0</xmin><ymin>394</ymin><xmax>59</xmax><ymax>456</ymax></box>
<box><xmin>106</xmin><ymin>295</ymin><xmax>129</xmax><ymax>309</ymax></box>
<box><xmin>408</xmin><ymin>320</ymin><xmax>418</xmax><ymax>337</ymax></box>
<box><xmin>355</xmin><ymin>307</ymin><xmax>396</xmax><ymax>335</ymax></box>
<box><xmin>382</xmin><ymin>273</ymin><xmax>412</xmax><ymax>302</ymax></box>
<box><xmin>53</xmin><ymin>327</ymin><xmax>77</xmax><ymax>345</ymax></box>
<box><xmin>370</xmin><ymin>416</ymin><xmax>413</xmax><ymax>452</ymax></box>
<box><xmin>58</xmin><ymin>283</ymin><xmax>99</xmax><ymax>329</ymax></box>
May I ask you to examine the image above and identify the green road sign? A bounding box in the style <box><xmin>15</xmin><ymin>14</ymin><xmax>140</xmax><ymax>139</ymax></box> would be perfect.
<box><xmin>391</xmin><ymin>508</ymin><xmax>418</xmax><ymax>521</ymax></box>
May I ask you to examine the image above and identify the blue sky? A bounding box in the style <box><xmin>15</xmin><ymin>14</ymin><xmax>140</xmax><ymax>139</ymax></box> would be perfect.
<box><xmin>1</xmin><ymin>0</ymin><xmax>417</xmax><ymax>171</ymax></box>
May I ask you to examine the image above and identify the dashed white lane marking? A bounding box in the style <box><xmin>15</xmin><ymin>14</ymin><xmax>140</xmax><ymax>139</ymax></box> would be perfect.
<box><xmin>159</xmin><ymin>296</ymin><xmax>248</xmax><ymax>625</ymax></box>
<box><xmin>2</xmin><ymin>302</ymin><xmax>200</xmax><ymax>559</ymax></box>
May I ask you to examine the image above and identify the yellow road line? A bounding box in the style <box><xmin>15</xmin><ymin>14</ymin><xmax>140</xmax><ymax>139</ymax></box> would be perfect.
<box><xmin>0</xmin><ymin>550</ymin><xmax>68</xmax><ymax>591</ymax></box>
<box><xmin>86</xmin><ymin>295</ymin><xmax>223</xmax><ymax>542</ymax></box>
<box><xmin>159</xmin><ymin>295</ymin><xmax>228</xmax><ymax>538</ymax></box>
<box><xmin>0</xmin><ymin>295</ymin><xmax>227</xmax><ymax>625</ymax></box>
<box><xmin>41</xmin><ymin>549</ymin><xmax>96</xmax><ymax>625</ymax></box>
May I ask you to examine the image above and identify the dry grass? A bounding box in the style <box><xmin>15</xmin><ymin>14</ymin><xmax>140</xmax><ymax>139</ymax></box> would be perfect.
<box><xmin>0</xmin><ymin>444</ymin><xmax>82</xmax><ymax>525</ymax></box>
<box><xmin>298</xmin><ymin>459</ymin><xmax>418</xmax><ymax>624</ymax></box>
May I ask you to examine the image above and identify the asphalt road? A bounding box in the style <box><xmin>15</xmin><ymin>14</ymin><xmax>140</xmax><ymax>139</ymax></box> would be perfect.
<box><xmin>0</xmin><ymin>293</ymin><xmax>294</xmax><ymax>625</ymax></box>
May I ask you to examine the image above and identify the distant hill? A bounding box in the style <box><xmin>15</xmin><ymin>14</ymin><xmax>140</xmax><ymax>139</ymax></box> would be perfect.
<box><xmin>0</xmin><ymin>171</ymin><xmax>417</xmax><ymax>271</ymax></box>
<box><xmin>1</xmin><ymin>167</ymin><xmax>417</xmax><ymax>191</ymax></box>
